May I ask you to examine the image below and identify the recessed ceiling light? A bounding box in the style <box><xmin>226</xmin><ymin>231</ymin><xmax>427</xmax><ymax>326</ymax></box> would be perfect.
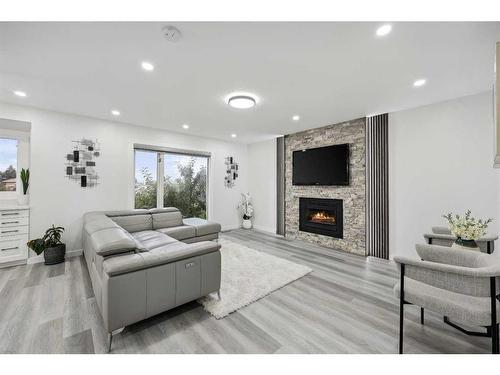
<box><xmin>182</xmin><ymin>124</ymin><xmax>189</xmax><ymax>129</ymax></box>
<box><xmin>111</xmin><ymin>110</ymin><xmax>120</xmax><ymax>116</ymax></box>
<box><xmin>13</xmin><ymin>90</ymin><xmax>27</xmax><ymax>97</ymax></box>
<box><xmin>376</xmin><ymin>24</ymin><xmax>392</xmax><ymax>37</ymax></box>
<box><xmin>141</xmin><ymin>61</ymin><xmax>155</xmax><ymax>71</ymax></box>
<box><xmin>231</xmin><ymin>134</ymin><xmax>237</xmax><ymax>138</ymax></box>
<box><xmin>413</xmin><ymin>79</ymin><xmax>427</xmax><ymax>87</ymax></box>
<box><xmin>292</xmin><ymin>115</ymin><xmax>300</xmax><ymax>121</ymax></box>
<box><xmin>226</xmin><ymin>93</ymin><xmax>257</xmax><ymax>109</ymax></box>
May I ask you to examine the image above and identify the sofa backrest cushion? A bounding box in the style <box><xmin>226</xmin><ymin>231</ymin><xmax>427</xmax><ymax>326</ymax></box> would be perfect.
<box><xmin>107</xmin><ymin>212</ymin><xmax>153</xmax><ymax>233</ymax></box>
<box><xmin>150</xmin><ymin>207</ymin><xmax>183</xmax><ymax>229</ymax></box>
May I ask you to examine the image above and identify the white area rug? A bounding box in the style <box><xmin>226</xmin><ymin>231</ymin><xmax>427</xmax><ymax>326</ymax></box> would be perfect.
<box><xmin>198</xmin><ymin>238</ymin><xmax>312</xmax><ymax>319</ymax></box>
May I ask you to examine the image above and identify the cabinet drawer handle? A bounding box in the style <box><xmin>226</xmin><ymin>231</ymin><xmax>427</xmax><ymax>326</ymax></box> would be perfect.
<box><xmin>1</xmin><ymin>221</ymin><xmax>19</xmax><ymax>225</ymax></box>
<box><xmin>1</xmin><ymin>213</ymin><xmax>20</xmax><ymax>216</ymax></box>
<box><xmin>1</xmin><ymin>246</ymin><xmax>18</xmax><ymax>251</ymax></box>
<box><xmin>1</xmin><ymin>230</ymin><xmax>19</xmax><ymax>234</ymax></box>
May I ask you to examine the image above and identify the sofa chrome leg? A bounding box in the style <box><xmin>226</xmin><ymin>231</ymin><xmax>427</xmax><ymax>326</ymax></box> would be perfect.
<box><xmin>217</xmin><ymin>290</ymin><xmax>221</xmax><ymax>300</ymax></box>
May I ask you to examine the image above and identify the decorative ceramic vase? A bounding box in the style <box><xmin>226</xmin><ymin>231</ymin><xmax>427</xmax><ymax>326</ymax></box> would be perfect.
<box><xmin>452</xmin><ymin>237</ymin><xmax>479</xmax><ymax>251</ymax></box>
<box><xmin>18</xmin><ymin>194</ymin><xmax>29</xmax><ymax>206</ymax></box>
<box><xmin>242</xmin><ymin>219</ymin><xmax>252</xmax><ymax>229</ymax></box>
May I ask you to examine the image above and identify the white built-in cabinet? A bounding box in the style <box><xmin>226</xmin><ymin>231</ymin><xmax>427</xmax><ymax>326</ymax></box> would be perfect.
<box><xmin>0</xmin><ymin>207</ymin><xmax>30</xmax><ymax>267</ymax></box>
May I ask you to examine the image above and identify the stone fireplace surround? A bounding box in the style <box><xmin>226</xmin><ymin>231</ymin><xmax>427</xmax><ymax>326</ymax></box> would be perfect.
<box><xmin>284</xmin><ymin>118</ymin><xmax>366</xmax><ymax>256</ymax></box>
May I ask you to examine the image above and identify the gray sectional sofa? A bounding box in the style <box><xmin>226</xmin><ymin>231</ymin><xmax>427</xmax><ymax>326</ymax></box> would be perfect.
<box><xmin>82</xmin><ymin>207</ymin><xmax>222</xmax><ymax>351</ymax></box>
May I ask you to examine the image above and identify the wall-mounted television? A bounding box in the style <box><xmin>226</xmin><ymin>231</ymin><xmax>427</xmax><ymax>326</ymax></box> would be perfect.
<box><xmin>292</xmin><ymin>143</ymin><xmax>349</xmax><ymax>186</ymax></box>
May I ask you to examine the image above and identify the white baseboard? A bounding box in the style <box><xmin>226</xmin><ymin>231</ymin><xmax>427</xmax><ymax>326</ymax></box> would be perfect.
<box><xmin>27</xmin><ymin>249</ymin><xmax>83</xmax><ymax>264</ymax></box>
<box><xmin>221</xmin><ymin>224</ymin><xmax>240</xmax><ymax>232</ymax></box>
<box><xmin>252</xmin><ymin>225</ymin><xmax>277</xmax><ymax>235</ymax></box>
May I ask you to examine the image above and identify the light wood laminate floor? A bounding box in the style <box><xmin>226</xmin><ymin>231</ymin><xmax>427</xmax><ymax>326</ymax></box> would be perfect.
<box><xmin>0</xmin><ymin>229</ymin><xmax>492</xmax><ymax>354</ymax></box>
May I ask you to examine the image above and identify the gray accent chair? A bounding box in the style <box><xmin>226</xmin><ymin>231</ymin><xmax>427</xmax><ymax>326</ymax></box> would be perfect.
<box><xmin>394</xmin><ymin>244</ymin><xmax>500</xmax><ymax>354</ymax></box>
<box><xmin>424</xmin><ymin>226</ymin><xmax>498</xmax><ymax>254</ymax></box>
<box><xmin>82</xmin><ymin>207</ymin><xmax>222</xmax><ymax>352</ymax></box>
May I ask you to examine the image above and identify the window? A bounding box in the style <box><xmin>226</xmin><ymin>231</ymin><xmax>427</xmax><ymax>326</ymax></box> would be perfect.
<box><xmin>134</xmin><ymin>147</ymin><xmax>209</xmax><ymax>219</ymax></box>
<box><xmin>134</xmin><ymin>150</ymin><xmax>158</xmax><ymax>209</ymax></box>
<box><xmin>0</xmin><ymin>138</ymin><xmax>18</xmax><ymax>192</ymax></box>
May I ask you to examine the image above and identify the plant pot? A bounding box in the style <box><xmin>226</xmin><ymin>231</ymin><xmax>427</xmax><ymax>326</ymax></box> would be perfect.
<box><xmin>18</xmin><ymin>194</ymin><xmax>29</xmax><ymax>206</ymax></box>
<box><xmin>242</xmin><ymin>219</ymin><xmax>252</xmax><ymax>229</ymax></box>
<box><xmin>44</xmin><ymin>244</ymin><xmax>66</xmax><ymax>265</ymax></box>
<box><xmin>451</xmin><ymin>238</ymin><xmax>479</xmax><ymax>251</ymax></box>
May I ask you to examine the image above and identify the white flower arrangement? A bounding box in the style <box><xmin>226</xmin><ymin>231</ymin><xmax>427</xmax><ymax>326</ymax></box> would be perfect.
<box><xmin>238</xmin><ymin>193</ymin><xmax>254</xmax><ymax>220</ymax></box>
<box><xmin>442</xmin><ymin>210</ymin><xmax>492</xmax><ymax>241</ymax></box>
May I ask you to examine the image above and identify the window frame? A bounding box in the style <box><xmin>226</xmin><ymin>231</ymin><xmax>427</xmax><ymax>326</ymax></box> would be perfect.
<box><xmin>133</xmin><ymin>144</ymin><xmax>211</xmax><ymax>218</ymax></box>
<box><xmin>0</xmin><ymin>136</ymin><xmax>20</xmax><ymax>198</ymax></box>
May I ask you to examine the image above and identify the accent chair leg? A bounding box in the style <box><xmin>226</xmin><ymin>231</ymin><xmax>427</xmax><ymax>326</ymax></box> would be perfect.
<box><xmin>399</xmin><ymin>264</ymin><xmax>405</xmax><ymax>354</ymax></box>
<box><xmin>107</xmin><ymin>333</ymin><xmax>113</xmax><ymax>353</ymax></box>
<box><xmin>490</xmin><ymin>277</ymin><xmax>498</xmax><ymax>354</ymax></box>
<box><xmin>420</xmin><ymin>307</ymin><xmax>424</xmax><ymax>325</ymax></box>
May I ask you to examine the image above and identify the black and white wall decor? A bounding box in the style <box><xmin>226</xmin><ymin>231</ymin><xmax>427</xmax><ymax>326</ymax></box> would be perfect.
<box><xmin>224</xmin><ymin>156</ymin><xmax>238</xmax><ymax>188</ymax></box>
<box><xmin>65</xmin><ymin>138</ymin><xmax>101</xmax><ymax>187</ymax></box>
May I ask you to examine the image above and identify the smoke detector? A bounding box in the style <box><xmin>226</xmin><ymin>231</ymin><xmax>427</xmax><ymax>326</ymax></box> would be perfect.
<box><xmin>162</xmin><ymin>26</ymin><xmax>182</xmax><ymax>42</ymax></box>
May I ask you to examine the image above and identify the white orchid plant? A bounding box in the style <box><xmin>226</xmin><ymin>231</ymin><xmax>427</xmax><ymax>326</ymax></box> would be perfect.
<box><xmin>238</xmin><ymin>193</ymin><xmax>254</xmax><ymax>220</ymax></box>
<box><xmin>442</xmin><ymin>210</ymin><xmax>492</xmax><ymax>241</ymax></box>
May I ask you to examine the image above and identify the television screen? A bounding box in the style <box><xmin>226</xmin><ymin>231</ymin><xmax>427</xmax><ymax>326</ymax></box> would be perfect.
<box><xmin>292</xmin><ymin>143</ymin><xmax>349</xmax><ymax>185</ymax></box>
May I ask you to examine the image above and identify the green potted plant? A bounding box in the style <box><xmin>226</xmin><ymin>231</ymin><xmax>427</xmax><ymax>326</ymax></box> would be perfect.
<box><xmin>27</xmin><ymin>225</ymin><xmax>66</xmax><ymax>265</ymax></box>
<box><xmin>18</xmin><ymin>168</ymin><xmax>29</xmax><ymax>205</ymax></box>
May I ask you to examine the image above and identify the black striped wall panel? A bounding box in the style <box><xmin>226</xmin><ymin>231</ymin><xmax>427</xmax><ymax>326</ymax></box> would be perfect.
<box><xmin>366</xmin><ymin>114</ymin><xmax>389</xmax><ymax>259</ymax></box>
<box><xmin>276</xmin><ymin>136</ymin><xmax>285</xmax><ymax>236</ymax></box>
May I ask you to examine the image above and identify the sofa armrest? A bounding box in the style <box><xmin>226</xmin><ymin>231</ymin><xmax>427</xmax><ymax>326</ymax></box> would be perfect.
<box><xmin>103</xmin><ymin>241</ymin><xmax>221</xmax><ymax>276</ymax></box>
<box><xmin>90</xmin><ymin>228</ymin><xmax>137</xmax><ymax>256</ymax></box>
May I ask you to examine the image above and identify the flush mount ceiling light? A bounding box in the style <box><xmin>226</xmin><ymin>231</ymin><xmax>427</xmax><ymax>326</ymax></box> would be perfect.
<box><xmin>141</xmin><ymin>61</ymin><xmax>155</xmax><ymax>71</ymax></box>
<box><xmin>231</xmin><ymin>133</ymin><xmax>237</xmax><ymax>138</ymax></box>
<box><xmin>292</xmin><ymin>115</ymin><xmax>300</xmax><ymax>121</ymax></box>
<box><xmin>182</xmin><ymin>124</ymin><xmax>189</xmax><ymax>129</ymax></box>
<box><xmin>111</xmin><ymin>110</ymin><xmax>120</xmax><ymax>116</ymax></box>
<box><xmin>376</xmin><ymin>24</ymin><xmax>392</xmax><ymax>37</ymax></box>
<box><xmin>226</xmin><ymin>93</ymin><xmax>258</xmax><ymax>109</ymax></box>
<box><xmin>13</xmin><ymin>90</ymin><xmax>27</xmax><ymax>97</ymax></box>
<box><xmin>413</xmin><ymin>79</ymin><xmax>427</xmax><ymax>87</ymax></box>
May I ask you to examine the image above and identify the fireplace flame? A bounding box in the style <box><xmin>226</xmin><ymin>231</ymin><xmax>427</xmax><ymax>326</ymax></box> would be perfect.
<box><xmin>309</xmin><ymin>211</ymin><xmax>336</xmax><ymax>224</ymax></box>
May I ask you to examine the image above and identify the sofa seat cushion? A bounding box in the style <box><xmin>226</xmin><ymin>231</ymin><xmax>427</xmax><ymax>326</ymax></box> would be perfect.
<box><xmin>150</xmin><ymin>208</ymin><xmax>183</xmax><ymax>229</ymax></box>
<box><xmin>132</xmin><ymin>230</ymin><xmax>176</xmax><ymax>250</ymax></box>
<box><xmin>156</xmin><ymin>225</ymin><xmax>196</xmax><ymax>240</ymax></box>
<box><xmin>183</xmin><ymin>218</ymin><xmax>221</xmax><ymax>237</ymax></box>
<box><xmin>394</xmin><ymin>277</ymin><xmax>500</xmax><ymax>326</ymax></box>
<box><xmin>103</xmin><ymin>241</ymin><xmax>221</xmax><ymax>276</ymax></box>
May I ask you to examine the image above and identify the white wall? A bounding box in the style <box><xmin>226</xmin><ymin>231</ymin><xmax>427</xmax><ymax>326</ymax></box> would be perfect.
<box><xmin>389</xmin><ymin>92</ymin><xmax>500</xmax><ymax>258</ymax></box>
<box><xmin>0</xmin><ymin>102</ymin><xmax>248</xmax><ymax>254</ymax></box>
<box><xmin>247</xmin><ymin>139</ymin><xmax>277</xmax><ymax>234</ymax></box>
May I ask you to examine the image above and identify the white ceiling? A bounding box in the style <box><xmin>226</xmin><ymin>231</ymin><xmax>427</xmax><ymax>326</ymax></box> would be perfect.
<box><xmin>1</xmin><ymin>22</ymin><xmax>499</xmax><ymax>144</ymax></box>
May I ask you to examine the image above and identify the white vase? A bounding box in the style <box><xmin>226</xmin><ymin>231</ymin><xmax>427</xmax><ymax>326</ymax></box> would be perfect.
<box><xmin>242</xmin><ymin>219</ymin><xmax>252</xmax><ymax>229</ymax></box>
<box><xmin>18</xmin><ymin>195</ymin><xmax>29</xmax><ymax>206</ymax></box>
